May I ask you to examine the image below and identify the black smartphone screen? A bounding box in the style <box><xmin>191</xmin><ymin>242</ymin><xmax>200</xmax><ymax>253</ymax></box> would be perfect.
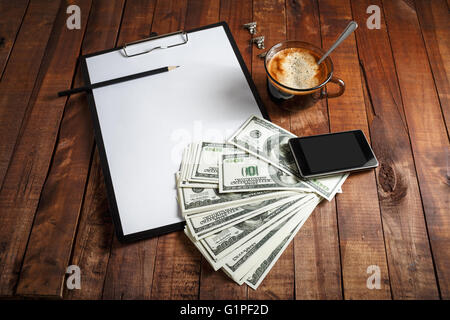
<box><xmin>289</xmin><ymin>130</ymin><xmax>378</xmax><ymax>177</ymax></box>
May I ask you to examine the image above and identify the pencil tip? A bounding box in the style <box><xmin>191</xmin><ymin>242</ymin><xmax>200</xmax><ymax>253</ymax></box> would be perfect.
<box><xmin>169</xmin><ymin>66</ymin><xmax>180</xmax><ymax>71</ymax></box>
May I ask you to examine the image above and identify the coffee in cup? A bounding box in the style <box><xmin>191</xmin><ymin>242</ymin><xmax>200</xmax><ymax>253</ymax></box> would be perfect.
<box><xmin>267</xmin><ymin>47</ymin><xmax>328</xmax><ymax>90</ymax></box>
<box><xmin>264</xmin><ymin>41</ymin><xmax>345</xmax><ymax>112</ymax></box>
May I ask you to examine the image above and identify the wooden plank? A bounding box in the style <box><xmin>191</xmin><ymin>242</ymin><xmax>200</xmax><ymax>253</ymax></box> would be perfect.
<box><xmin>148</xmin><ymin>0</ymin><xmax>187</xmax><ymax>35</ymax></box>
<box><xmin>185</xmin><ymin>0</ymin><xmax>219</xmax><ymax>30</ymax></box>
<box><xmin>248</xmin><ymin>0</ymin><xmax>293</xmax><ymax>300</ymax></box>
<box><xmin>116</xmin><ymin>0</ymin><xmax>158</xmax><ymax>47</ymax></box>
<box><xmin>66</xmin><ymin>0</ymin><xmax>158</xmax><ymax>300</ymax></box>
<box><xmin>295</xmin><ymin>201</ymin><xmax>342</xmax><ymax>299</ymax></box>
<box><xmin>200</xmin><ymin>259</ymin><xmax>247</xmax><ymax>300</ymax></box>
<box><xmin>0</xmin><ymin>0</ymin><xmax>29</xmax><ymax>79</ymax></box>
<box><xmin>73</xmin><ymin>0</ymin><xmax>158</xmax><ymax>300</ymax></box>
<box><xmin>16</xmin><ymin>0</ymin><xmax>125</xmax><ymax>299</ymax></box>
<box><xmin>415</xmin><ymin>0</ymin><xmax>450</xmax><ymax>130</ymax></box>
<box><xmin>286</xmin><ymin>0</ymin><xmax>342</xmax><ymax>300</ymax></box>
<box><xmin>185</xmin><ymin>0</ymin><xmax>219</xmax><ymax>27</ymax></box>
<box><xmin>318</xmin><ymin>0</ymin><xmax>391</xmax><ymax>299</ymax></box>
<box><xmin>219</xmin><ymin>0</ymin><xmax>252</xmax><ymax>69</ymax></box>
<box><xmin>351</xmin><ymin>0</ymin><xmax>439</xmax><ymax>299</ymax></box>
<box><xmin>102</xmin><ymin>236</ymin><xmax>158</xmax><ymax>299</ymax></box>
<box><xmin>150</xmin><ymin>232</ymin><xmax>201</xmax><ymax>299</ymax></box>
<box><xmin>0</xmin><ymin>0</ymin><xmax>60</xmax><ymax>189</ymax></box>
<box><xmin>197</xmin><ymin>0</ymin><xmax>251</xmax><ymax>300</ymax></box>
<box><xmin>64</xmin><ymin>149</ymin><xmax>114</xmax><ymax>299</ymax></box>
<box><xmin>0</xmin><ymin>0</ymin><xmax>91</xmax><ymax>297</ymax></box>
<box><xmin>382</xmin><ymin>0</ymin><xmax>450</xmax><ymax>299</ymax></box>
<box><xmin>149</xmin><ymin>0</ymin><xmax>210</xmax><ymax>300</ymax></box>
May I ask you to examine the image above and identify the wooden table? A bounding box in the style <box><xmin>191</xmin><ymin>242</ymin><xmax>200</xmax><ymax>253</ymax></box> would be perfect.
<box><xmin>0</xmin><ymin>0</ymin><xmax>448</xmax><ymax>300</ymax></box>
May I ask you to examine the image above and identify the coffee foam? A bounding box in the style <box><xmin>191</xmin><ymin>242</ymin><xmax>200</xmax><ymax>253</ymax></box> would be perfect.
<box><xmin>268</xmin><ymin>48</ymin><xmax>324</xmax><ymax>90</ymax></box>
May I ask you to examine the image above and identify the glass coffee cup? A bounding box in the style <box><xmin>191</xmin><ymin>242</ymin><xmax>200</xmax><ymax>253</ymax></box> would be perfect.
<box><xmin>264</xmin><ymin>40</ymin><xmax>345</xmax><ymax>112</ymax></box>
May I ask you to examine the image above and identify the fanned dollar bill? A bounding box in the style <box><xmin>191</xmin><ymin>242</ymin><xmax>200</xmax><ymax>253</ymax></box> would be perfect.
<box><xmin>178</xmin><ymin>185</ymin><xmax>296</xmax><ymax>216</ymax></box>
<box><xmin>224</xmin><ymin>194</ymin><xmax>321</xmax><ymax>285</ymax></box>
<box><xmin>185</xmin><ymin>196</ymin><xmax>297</xmax><ymax>240</ymax></box>
<box><xmin>176</xmin><ymin>172</ymin><xmax>218</xmax><ymax>189</ymax></box>
<box><xmin>222</xmin><ymin>201</ymin><xmax>304</xmax><ymax>283</ymax></box>
<box><xmin>228</xmin><ymin>115</ymin><xmax>301</xmax><ymax>176</ymax></box>
<box><xmin>200</xmin><ymin>194</ymin><xmax>315</xmax><ymax>262</ymax></box>
<box><xmin>227</xmin><ymin>115</ymin><xmax>348</xmax><ymax>200</ymax></box>
<box><xmin>189</xmin><ymin>142</ymin><xmax>238</xmax><ymax>183</ymax></box>
<box><xmin>176</xmin><ymin>115</ymin><xmax>351</xmax><ymax>289</ymax></box>
<box><xmin>219</xmin><ymin>153</ymin><xmax>312</xmax><ymax>193</ymax></box>
<box><xmin>178</xmin><ymin>143</ymin><xmax>199</xmax><ymax>187</ymax></box>
<box><xmin>191</xmin><ymin>197</ymin><xmax>304</xmax><ymax>270</ymax></box>
<box><xmin>245</xmin><ymin>198</ymin><xmax>320</xmax><ymax>290</ymax></box>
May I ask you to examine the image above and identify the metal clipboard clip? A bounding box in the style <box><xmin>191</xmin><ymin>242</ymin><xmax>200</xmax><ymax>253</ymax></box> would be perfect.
<box><xmin>121</xmin><ymin>30</ymin><xmax>189</xmax><ymax>58</ymax></box>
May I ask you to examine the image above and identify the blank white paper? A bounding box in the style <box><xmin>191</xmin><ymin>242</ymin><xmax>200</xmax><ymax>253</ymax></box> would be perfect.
<box><xmin>85</xmin><ymin>25</ymin><xmax>264</xmax><ymax>236</ymax></box>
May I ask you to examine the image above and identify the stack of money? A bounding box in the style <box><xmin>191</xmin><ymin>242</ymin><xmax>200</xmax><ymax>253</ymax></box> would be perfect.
<box><xmin>175</xmin><ymin>116</ymin><xmax>348</xmax><ymax>289</ymax></box>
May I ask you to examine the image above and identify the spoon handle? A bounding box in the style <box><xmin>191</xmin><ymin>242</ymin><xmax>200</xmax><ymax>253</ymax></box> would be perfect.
<box><xmin>317</xmin><ymin>21</ymin><xmax>358</xmax><ymax>65</ymax></box>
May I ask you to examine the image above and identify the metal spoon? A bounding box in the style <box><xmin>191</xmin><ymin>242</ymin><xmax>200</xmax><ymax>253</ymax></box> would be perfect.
<box><xmin>317</xmin><ymin>21</ymin><xmax>358</xmax><ymax>65</ymax></box>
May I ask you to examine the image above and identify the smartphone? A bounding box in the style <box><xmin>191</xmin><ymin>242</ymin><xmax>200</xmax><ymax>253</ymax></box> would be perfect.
<box><xmin>288</xmin><ymin>130</ymin><xmax>378</xmax><ymax>178</ymax></box>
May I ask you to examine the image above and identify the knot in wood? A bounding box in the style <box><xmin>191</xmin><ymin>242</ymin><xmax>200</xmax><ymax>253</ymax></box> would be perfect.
<box><xmin>378</xmin><ymin>162</ymin><xmax>407</xmax><ymax>202</ymax></box>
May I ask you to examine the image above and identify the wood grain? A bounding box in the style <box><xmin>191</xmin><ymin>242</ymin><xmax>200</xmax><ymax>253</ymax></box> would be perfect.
<box><xmin>148</xmin><ymin>0</ymin><xmax>187</xmax><ymax>35</ymax></box>
<box><xmin>116</xmin><ymin>0</ymin><xmax>157</xmax><ymax>47</ymax></box>
<box><xmin>0</xmin><ymin>0</ymin><xmax>91</xmax><ymax>297</ymax></box>
<box><xmin>15</xmin><ymin>0</ymin><xmax>125</xmax><ymax>299</ymax></box>
<box><xmin>414</xmin><ymin>0</ymin><xmax>450</xmax><ymax>130</ymax></box>
<box><xmin>0</xmin><ymin>0</ymin><xmax>445</xmax><ymax>300</ymax></box>
<box><xmin>66</xmin><ymin>0</ymin><xmax>158</xmax><ymax>300</ymax></box>
<box><xmin>185</xmin><ymin>0</ymin><xmax>219</xmax><ymax>30</ymax></box>
<box><xmin>0</xmin><ymin>0</ymin><xmax>60</xmax><ymax>189</ymax></box>
<box><xmin>318</xmin><ymin>0</ymin><xmax>392</xmax><ymax>299</ymax></box>
<box><xmin>248</xmin><ymin>0</ymin><xmax>293</xmax><ymax>300</ymax></box>
<box><xmin>382</xmin><ymin>0</ymin><xmax>450</xmax><ymax>299</ymax></box>
<box><xmin>102</xmin><ymin>236</ymin><xmax>158</xmax><ymax>299</ymax></box>
<box><xmin>65</xmin><ymin>149</ymin><xmax>114</xmax><ymax>299</ymax></box>
<box><xmin>151</xmin><ymin>232</ymin><xmax>201</xmax><ymax>299</ymax></box>
<box><xmin>0</xmin><ymin>0</ymin><xmax>29</xmax><ymax>79</ymax></box>
<box><xmin>219</xmin><ymin>0</ymin><xmax>253</xmax><ymax>69</ymax></box>
<box><xmin>286</xmin><ymin>0</ymin><xmax>342</xmax><ymax>300</ymax></box>
<box><xmin>200</xmin><ymin>259</ymin><xmax>247</xmax><ymax>300</ymax></box>
<box><xmin>351</xmin><ymin>0</ymin><xmax>439</xmax><ymax>299</ymax></box>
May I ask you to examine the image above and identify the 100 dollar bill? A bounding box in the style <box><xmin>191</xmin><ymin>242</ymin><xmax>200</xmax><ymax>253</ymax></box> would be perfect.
<box><xmin>228</xmin><ymin>115</ymin><xmax>348</xmax><ymax>200</ymax></box>
<box><xmin>185</xmin><ymin>196</ymin><xmax>296</xmax><ymax>240</ymax></box>
<box><xmin>245</xmin><ymin>198</ymin><xmax>320</xmax><ymax>289</ymax></box>
<box><xmin>219</xmin><ymin>153</ymin><xmax>312</xmax><ymax>193</ymax></box>
<box><xmin>190</xmin><ymin>142</ymin><xmax>238</xmax><ymax>183</ymax></box>
<box><xmin>200</xmin><ymin>194</ymin><xmax>314</xmax><ymax>262</ymax></box>
<box><xmin>223</xmin><ymin>194</ymin><xmax>321</xmax><ymax>285</ymax></box>
<box><xmin>222</xmin><ymin>202</ymin><xmax>304</xmax><ymax>283</ymax></box>
<box><xmin>192</xmin><ymin>196</ymin><xmax>307</xmax><ymax>270</ymax></box>
<box><xmin>178</xmin><ymin>185</ymin><xmax>296</xmax><ymax>215</ymax></box>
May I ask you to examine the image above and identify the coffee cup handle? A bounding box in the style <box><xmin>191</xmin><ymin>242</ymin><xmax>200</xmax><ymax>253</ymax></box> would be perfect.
<box><xmin>320</xmin><ymin>76</ymin><xmax>345</xmax><ymax>99</ymax></box>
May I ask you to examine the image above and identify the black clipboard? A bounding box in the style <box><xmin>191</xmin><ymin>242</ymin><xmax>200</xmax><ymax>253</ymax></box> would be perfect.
<box><xmin>81</xmin><ymin>22</ymin><xmax>269</xmax><ymax>242</ymax></box>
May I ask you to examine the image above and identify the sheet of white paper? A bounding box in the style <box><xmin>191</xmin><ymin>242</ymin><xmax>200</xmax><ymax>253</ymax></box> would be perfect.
<box><xmin>85</xmin><ymin>26</ymin><xmax>264</xmax><ymax>236</ymax></box>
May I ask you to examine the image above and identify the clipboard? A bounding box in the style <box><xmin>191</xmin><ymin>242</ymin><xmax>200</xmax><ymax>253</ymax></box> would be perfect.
<box><xmin>81</xmin><ymin>22</ymin><xmax>268</xmax><ymax>242</ymax></box>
